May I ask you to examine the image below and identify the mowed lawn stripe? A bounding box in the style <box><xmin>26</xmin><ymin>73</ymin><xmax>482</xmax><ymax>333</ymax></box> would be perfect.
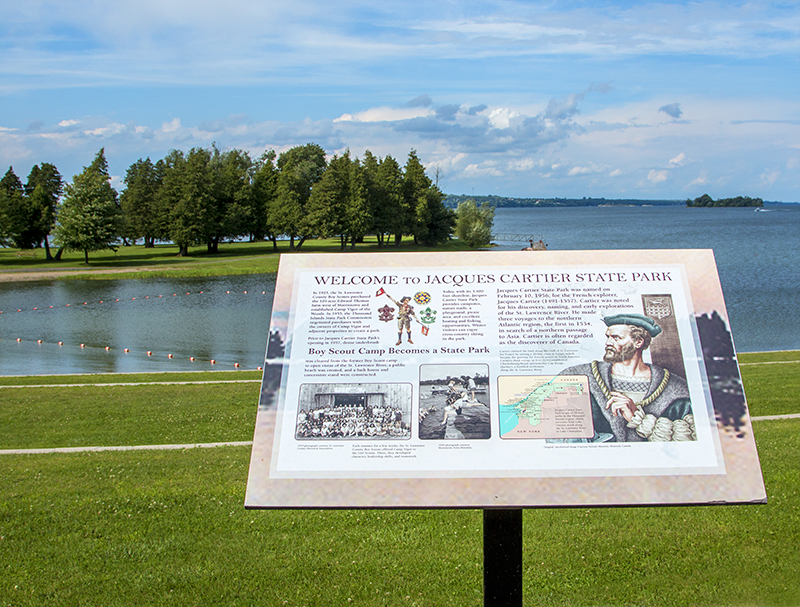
<box><xmin>0</xmin><ymin>382</ymin><xmax>260</xmax><ymax>450</ymax></box>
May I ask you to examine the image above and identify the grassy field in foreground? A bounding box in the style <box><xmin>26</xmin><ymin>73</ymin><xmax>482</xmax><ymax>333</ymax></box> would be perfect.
<box><xmin>0</xmin><ymin>237</ymin><xmax>473</xmax><ymax>281</ymax></box>
<box><xmin>0</xmin><ymin>352</ymin><xmax>798</xmax><ymax>606</ymax></box>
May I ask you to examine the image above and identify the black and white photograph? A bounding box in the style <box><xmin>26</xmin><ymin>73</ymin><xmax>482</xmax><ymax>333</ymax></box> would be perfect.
<box><xmin>418</xmin><ymin>364</ymin><xmax>491</xmax><ymax>440</ymax></box>
<box><xmin>295</xmin><ymin>383</ymin><xmax>412</xmax><ymax>440</ymax></box>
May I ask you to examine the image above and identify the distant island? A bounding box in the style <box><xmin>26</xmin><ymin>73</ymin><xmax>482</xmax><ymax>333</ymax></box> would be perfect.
<box><xmin>685</xmin><ymin>194</ymin><xmax>763</xmax><ymax>207</ymax></box>
<box><xmin>444</xmin><ymin>195</ymin><xmax>682</xmax><ymax>208</ymax></box>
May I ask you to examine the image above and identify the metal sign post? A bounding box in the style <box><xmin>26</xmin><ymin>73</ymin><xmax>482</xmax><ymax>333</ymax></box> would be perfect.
<box><xmin>483</xmin><ymin>509</ymin><xmax>523</xmax><ymax>607</ymax></box>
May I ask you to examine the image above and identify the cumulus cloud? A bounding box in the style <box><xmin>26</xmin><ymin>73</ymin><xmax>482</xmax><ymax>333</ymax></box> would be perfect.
<box><xmin>162</xmin><ymin>118</ymin><xmax>181</xmax><ymax>133</ymax></box>
<box><xmin>659</xmin><ymin>103</ymin><xmax>683</xmax><ymax>119</ymax></box>
<box><xmin>648</xmin><ymin>169</ymin><xmax>669</xmax><ymax>184</ymax></box>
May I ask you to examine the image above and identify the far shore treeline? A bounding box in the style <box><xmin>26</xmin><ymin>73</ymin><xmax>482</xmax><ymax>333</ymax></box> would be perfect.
<box><xmin>0</xmin><ymin>144</ymin><xmax>456</xmax><ymax>263</ymax></box>
<box><xmin>1</xmin><ymin>145</ymin><xmax>774</xmax><ymax>263</ymax></box>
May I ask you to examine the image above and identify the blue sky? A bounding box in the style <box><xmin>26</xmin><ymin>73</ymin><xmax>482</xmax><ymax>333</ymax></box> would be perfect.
<box><xmin>1</xmin><ymin>0</ymin><xmax>798</xmax><ymax>200</ymax></box>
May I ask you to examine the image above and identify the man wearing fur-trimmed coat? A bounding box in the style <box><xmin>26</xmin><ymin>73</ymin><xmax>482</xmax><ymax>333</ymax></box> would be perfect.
<box><xmin>560</xmin><ymin>313</ymin><xmax>694</xmax><ymax>443</ymax></box>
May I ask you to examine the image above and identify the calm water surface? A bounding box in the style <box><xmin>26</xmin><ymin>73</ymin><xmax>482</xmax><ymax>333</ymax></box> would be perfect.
<box><xmin>0</xmin><ymin>205</ymin><xmax>797</xmax><ymax>376</ymax></box>
<box><xmin>0</xmin><ymin>274</ymin><xmax>275</xmax><ymax>375</ymax></box>
<box><xmin>491</xmin><ymin>205</ymin><xmax>800</xmax><ymax>354</ymax></box>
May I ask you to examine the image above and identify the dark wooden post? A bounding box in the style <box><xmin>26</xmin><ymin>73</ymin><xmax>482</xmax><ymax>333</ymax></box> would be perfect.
<box><xmin>483</xmin><ymin>508</ymin><xmax>523</xmax><ymax>606</ymax></box>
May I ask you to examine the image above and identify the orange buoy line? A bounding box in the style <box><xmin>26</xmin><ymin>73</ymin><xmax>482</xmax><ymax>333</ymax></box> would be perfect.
<box><xmin>0</xmin><ymin>289</ymin><xmax>269</xmax><ymax>315</ymax></box>
<box><xmin>0</xmin><ymin>337</ymin><xmax>251</xmax><ymax>369</ymax></box>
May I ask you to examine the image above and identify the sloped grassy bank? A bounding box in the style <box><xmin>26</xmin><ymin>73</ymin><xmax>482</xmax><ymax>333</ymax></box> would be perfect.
<box><xmin>0</xmin><ymin>352</ymin><xmax>797</xmax><ymax>606</ymax></box>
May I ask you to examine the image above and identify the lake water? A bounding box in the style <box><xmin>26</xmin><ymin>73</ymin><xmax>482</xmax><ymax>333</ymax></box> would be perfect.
<box><xmin>0</xmin><ymin>204</ymin><xmax>797</xmax><ymax>376</ymax></box>
<box><xmin>491</xmin><ymin>205</ymin><xmax>800</xmax><ymax>354</ymax></box>
<box><xmin>0</xmin><ymin>274</ymin><xmax>275</xmax><ymax>376</ymax></box>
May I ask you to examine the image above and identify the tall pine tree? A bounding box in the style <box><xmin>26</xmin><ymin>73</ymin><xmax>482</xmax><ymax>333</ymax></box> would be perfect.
<box><xmin>54</xmin><ymin>149</ymin><xmax>121</xmax><ymax>263</ymax></box>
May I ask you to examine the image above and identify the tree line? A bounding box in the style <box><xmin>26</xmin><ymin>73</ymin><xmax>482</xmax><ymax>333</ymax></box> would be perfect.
<box><xmin>0</xmin><ymin>144</ymin><xmax>456</xmax><ymax>262</ymax></box>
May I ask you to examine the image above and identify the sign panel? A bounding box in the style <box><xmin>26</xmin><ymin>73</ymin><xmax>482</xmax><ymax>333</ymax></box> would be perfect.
<box><xmin>246</xmin><ymin>250</ymin><xmax>766</xmax><ymax>508</ymax></box>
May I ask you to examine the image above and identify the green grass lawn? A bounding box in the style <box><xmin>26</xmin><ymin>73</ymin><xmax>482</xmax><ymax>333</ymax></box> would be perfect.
<box><xmin>0</xmin><ymin>237</ymin><xmax>474</xmax><ymax>281</ymax></box>
<box><xmin>1</xmin><ymin>353</ymin><xmax>798</xmax><ymax>606</ymax></box>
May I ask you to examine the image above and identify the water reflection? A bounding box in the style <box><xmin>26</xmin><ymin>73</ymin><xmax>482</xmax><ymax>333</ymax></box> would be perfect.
<box><xmin>0</xmin><ymin>274</ymin><xmax>275</xmax><ymax>375</ymax></box>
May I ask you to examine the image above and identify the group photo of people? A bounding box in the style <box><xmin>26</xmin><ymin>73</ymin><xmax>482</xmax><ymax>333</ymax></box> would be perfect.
<box><xmin>294</xmin><ymin>383</ymin><xmax>412</xmax><ymax>440</ymax></box>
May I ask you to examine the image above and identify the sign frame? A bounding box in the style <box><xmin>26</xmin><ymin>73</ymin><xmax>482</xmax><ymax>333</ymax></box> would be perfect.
<box><xmin>245</xmin><ymin>250</ymin><xmax>766</xmax><ymax>509</ymax></box>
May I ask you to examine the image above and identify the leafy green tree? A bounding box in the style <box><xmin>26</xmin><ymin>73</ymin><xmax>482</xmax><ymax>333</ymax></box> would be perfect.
<box><xmin>456</xmin><ymin>199</ymin><xmax>495</xmax><ymax>247</ymax></box>
<box><xmin>686</xmin><ymin>194</ymin><xmax>714</xmax><ymax>207</ymax></box>
<box><xmin>402</xmin><ymin>150</ymin><xmax>454</xmax><ymax>246</ymax></box>
<box><xmin>363</xmin><ymin>152</ymin><xmax>404</xmax><ymax>247</ymax></box>
<box><xmin>306</xmin><ymin>151</ymin><xmax>372</xmax><ymax>250</ymax></box>
<box><xmin>120</xmin><ymin>158</ymin><xmax>165</xmax><ymax>247</ymax></box>
<box><xmin>24</xmin><ymin>163</ymin><xmax>63</xmax><ymax>259</ymax></box>
<box><xmin>211</xmin><ymin>146</ymin><xmax>254</xmax><ymax>248</ymax></box>
<box><xmin>272</xmin><ymin>143</ymin><xmax>327</xmax><ymax>251</ymax></box>
<box><xmin>0</xmin><ymin>167</ymin><xmax>27</xmax><ymax>248</ymax></box>
<box><xmin>0</xmin><ymin>167</ymin><xmax>23</xmax><ymax>195</ymax></box>
<box><xmin>154</xmin><ymin>150</ymin><xmax>189</xmax><ymax>254</ymax></box>
<box><xmin>1</xmin><ymin>166</ymin><xmax>54</xmax><ymax>252</ymax></box>
<box><xmin>252</xmin><ymin>150</ymin><xmax>280</xmax><ymax>249</ymax></box>
<box><xmin>53</xmin><ymin>149</ymin><xmax>122</xmax><ymax>263</ymax></box>
<box><xmin>344</xmin><ymin>156</ymin><xmax>370</xmax><ymax>249</ymax></box>
<box><xmin>167</xmin><ymin>147</ymin><xmax>215</xmax><ymax>256</ymax></box>
<box><xmin>306</xmin><ymin>151</ymin><xmax>351</xmax><ymax>247</ymax></box>
<box><xmin>0</xmin><ymin>190</ymin><xmax>11</xmax><ymax>247</ymax></box>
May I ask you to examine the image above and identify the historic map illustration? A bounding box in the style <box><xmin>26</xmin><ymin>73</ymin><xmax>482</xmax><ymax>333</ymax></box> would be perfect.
<box><xmin>499</xmin><ymin>375</ymin><xmax>593</xmax><ymax>439</ymax></box>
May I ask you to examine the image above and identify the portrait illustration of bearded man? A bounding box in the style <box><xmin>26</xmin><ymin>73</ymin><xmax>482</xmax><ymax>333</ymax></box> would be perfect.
<box><xmin>560</xmin><ymin>313</ymin><xmax>695</xmax><ymax>443</ymax></box>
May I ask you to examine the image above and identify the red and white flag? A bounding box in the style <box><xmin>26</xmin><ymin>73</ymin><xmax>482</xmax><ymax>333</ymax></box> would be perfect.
<box><xmin>420</xmin><ymin>326</ymin><xmax>429</xmax><ymax>336</ymax></box>
<box><xmin>376</xmin><ymin>287</ymin><xmax>386</xmax><ymax>297</ymax></box>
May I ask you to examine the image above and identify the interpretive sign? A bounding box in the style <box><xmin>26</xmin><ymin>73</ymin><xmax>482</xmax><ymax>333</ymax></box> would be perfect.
<box><xmin>245</xmin><ymin>250</ymin><xmax>766</xmax><ymax>508</ymax></box>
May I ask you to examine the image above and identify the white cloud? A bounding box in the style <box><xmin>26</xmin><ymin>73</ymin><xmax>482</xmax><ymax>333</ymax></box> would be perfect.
<box><xmin>162</xmin><ymin>118</ymin><xmax>181</xmax><ymax>133</ymax></box>
<box><xmin>59</xmin><ymin>119</ymin><xmax>80</xmax><ymax>127</ymax></box>
<box><xmin>463</xmin><ymin>162</ymin><xmax>504</xmax><ymax>178</ymax></box>
<box><xmin>669</xmin><ymin>152</ymin><xmax>687</xmax><ymax>166</ymax></box>
<box><xmin>84</xmin><ymin>124</ymin><xmax>125</xmax><ymax>138</ymax></box>
<box><xmin>334</xmin><ymin>107</ymin><xmax>433</xmax><ymax>123</ymax></box>
<box><xmin>648</xmin><ymin>169</ymin><xmax>669</xmax><ymax>184</ymax></box>
<box><xmin>609</xmin><ymin>169</ymin><xmax>623</xmax><ymax>177</ymax></box>
<box><xmin>486</xmin><ymin>108</ymin><xmax>520</xmax><ymax>130</ymax></box>
<box><xmin>508</xmin><ymin>158</ymin><xmax>542</xmax><ymax>172</ymax></box>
